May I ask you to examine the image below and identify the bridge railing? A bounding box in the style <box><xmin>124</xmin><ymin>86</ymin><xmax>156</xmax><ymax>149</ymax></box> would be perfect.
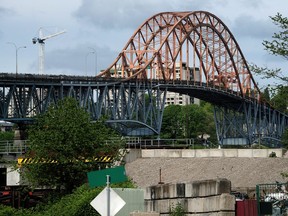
<box><xmin>125</xmin><ymin>137</ymin><xmax>195</xmax><ymax>149</ymax></box>
<box><xmin>0</xmin><ymin>140</ymin><xmax>28</xmax><ymax>155</ymax></box>
<box><xmin>0</xmin><ymin>138</ymin><xmax>203</xmax><ymax>155</ymax></box>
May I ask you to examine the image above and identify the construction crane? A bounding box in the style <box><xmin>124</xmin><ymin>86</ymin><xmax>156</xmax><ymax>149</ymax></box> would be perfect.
<box><xmin>32</xmin><ymin>27</ymin><xmax>66</xmax><ymax>75</ymax></box>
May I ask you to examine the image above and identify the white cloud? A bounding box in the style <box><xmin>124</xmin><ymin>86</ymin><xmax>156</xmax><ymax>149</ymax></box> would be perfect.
<box><xmin>0</xmin><ymin>0</ymin><xmax>287</xmax><ymax>82</ymax></box>
<box><xmin>232</xmin><ymin>15</ymin><xmax>276</xmax><ymax>39</ymax></box>
<box><xmin>45</xmin><ymin>43</ymin><xmax>118</xmax><ymax>75</ymax></box>
<box><xmin>73</xmin><ymin>0</ymin><xmax>232</xmax><ymax>30</ymax></box>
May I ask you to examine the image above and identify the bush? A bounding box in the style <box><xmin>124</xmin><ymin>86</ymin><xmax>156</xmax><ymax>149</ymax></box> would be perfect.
<box><xmin>169</xmin><ymin>202</ymin><xmax>185</xmax><ymax>216</ymax></box>
<box><xmin>0</xmin><ymin>131</ymin><xmax>14</xmax><ymax>141</ymax></box>
<box><xmin>269</xmin><ymin>151</ymin><xmax>277</xmax><ymax>157</ymax></box>
<box><xmin>0</xmin><ymin>180</ymin><xmax>135</xmax><ymax>216</ymax></box>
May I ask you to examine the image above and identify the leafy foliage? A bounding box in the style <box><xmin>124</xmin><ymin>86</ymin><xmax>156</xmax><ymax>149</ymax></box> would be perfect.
<box><xmin>0</xmin><ymin>131</ymin><xmax>14</xmax><ymax>141</ymax></box>
<box><xmin>22</xmin><ymin>97</ymin><xmax>124</xmax><ymax>194</ymax></box>
<box><xmin>0</xmin><ymin>181</ymin><xmax>135</xmax><ymax>216</ymax></box>
<box><xmin>169</xmin><ymin>202</ymin><xmax>185</xmax><ymax>216</ymax></box>
<box><xmin>161</xmin><ymin>103</ymin><xmax>216</xmax><ymax>144</ymax></box>
<box><xmin>161</xmin><ymin>105</ymin><xmax>182</xmax><ymax>139</ymax></box>
<box><xmin>262</xmin><ymin>87</ymin><xmax>271</xmax><ymax>102</ymax></box>
<box><xmin>263</xmin><ymin>13</ymin><xmax>288</xmax><ymax>60</ymax></box>
<box><xmin>270</xmin><ymin>86</ymin><xmax>288</xmax><ymax>113</ymax></box>
<box><xmin>249</xmin><ymin>13</ymin><xmax>288</xmax><ymax>145</ymax></box>
<box><xmin>250</xmin><ymin>13</ymin><xmax>288</xmax><ymax>86</ymax></box>
<box><xmin>281</xmin><ymin>129</ymin><xmax>288</xmax><ymax>149</ymax></box>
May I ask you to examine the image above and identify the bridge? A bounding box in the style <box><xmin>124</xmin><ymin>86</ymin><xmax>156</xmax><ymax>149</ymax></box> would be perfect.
<box><xmin>0</xmin><ymin>11</ymin><xmax>287</xmax><ymax>146</ymax></box>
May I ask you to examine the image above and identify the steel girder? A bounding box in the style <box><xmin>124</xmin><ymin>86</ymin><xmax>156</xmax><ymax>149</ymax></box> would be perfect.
<box><xmin>0</xmin><ymin>80</ymin><xmax>166</xmax><ymax>136</ymax></box>
<box><xmin>214</xmin><ymin>101</ymin><xmax>288</xmax><ymax>147</ymax></box>
<box><xmin>97</xmin><ymin>11</ymin><xmax>261</xmax><ymax>102</ymax></box>
<box><xmin>0</xmin><ymin>77</ymin><xmax>287</xmax><ymax>144</ymax></box>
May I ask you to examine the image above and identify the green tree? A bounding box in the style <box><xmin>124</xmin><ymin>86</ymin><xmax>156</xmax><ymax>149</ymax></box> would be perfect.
<box><xmin>200</xmin><ymin>102</ymin><xmax>217</xmax><ymax>144</ymax></box>
<box><xmin>161</xmin><ymin>103</ymin><xmax>216</xmax><ymax>144</ymax></box>
<box><xmin>181</xmin><ymin>104</ymin><xmax>209</xmax><ymax>139</ymax></box>
<box><xmin>249</xmin><ymin>13</ymin><xmax>288</xmax><ymax>145</ymax></box>
<box><xmin>281</xmin><ymin>129</ymin><xmax>288</xmax><ymax>149</ymax></box>
<box><xmin>161</xmin><ymin>105</ymin><xmax>183</xmax><ymax>138</ymax></box>
<box><xmin>251</xmin><ymin>13</ymin><xmax>288</xmax><ymax>86</ymax></box>
<box><xmin>262</xmin><ymin>87</ymin><xmax>271</xmax><ymax>102</ymax></box>
<box><xmin>169</xmin><ymin>202</ymin><xmax>185</xmax><ymax>216</ymax></box>
<box><xmin>182</xmin><ymin>103</ymin><xmax>216</xmax><ymax>145</ymax></box>
<box><xmin>22</xmin><ymin>97</ymin><xmax>124</xmax><ymax>194</ymax></box>
<box><xmin>270</xmin><ymin>86</ymin><xmax>288</xmax><ymax>113</ymax></box>
<box><xmin>0</xmin><ymin>131</ymin><xmax>14</xmax><ymax>141</ymax></box>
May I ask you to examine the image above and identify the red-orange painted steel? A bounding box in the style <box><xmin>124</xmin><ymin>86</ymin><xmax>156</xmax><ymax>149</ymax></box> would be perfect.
<box><xmin>97</xmin><ymin>11</ymin><xmax>262</xmax><ymax>102</ymax></box>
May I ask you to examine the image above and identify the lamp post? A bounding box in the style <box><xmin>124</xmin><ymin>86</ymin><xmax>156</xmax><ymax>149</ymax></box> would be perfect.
<box><xmin>7</xmin><ymin>42</ymin><xmax>26</xmax><ymax>76</ymax></box>
<box><xmin>85</xmin><ymin>51</ymin><xmax>95</xmax><ymax>76</ymax></box>
<box><xmin>88</xmin><ymin>47</ymin><xmax>97</xmax><ymax>75</ymax></box>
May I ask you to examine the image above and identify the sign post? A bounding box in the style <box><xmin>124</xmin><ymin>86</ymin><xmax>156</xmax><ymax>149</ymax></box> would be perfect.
<box><xmin>107</xmin><ymin>175</ymin><xmax>110</xmax><ymax>216</ymax></box>
<box><xmin>87</xmin><ymin>166</ymin><xmax>127</xmax><ymax>188</ymax></box>
<box><xmin>89</xmin><ymin>166</ymin><xmax>127</xmax><ymax>216</ymax></box>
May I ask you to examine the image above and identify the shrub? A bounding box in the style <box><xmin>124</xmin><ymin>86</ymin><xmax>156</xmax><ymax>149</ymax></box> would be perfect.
<box><xmin>169</xmin><ymin>202</ymin><xmax>185</xmax><ymax>216</ymax></box>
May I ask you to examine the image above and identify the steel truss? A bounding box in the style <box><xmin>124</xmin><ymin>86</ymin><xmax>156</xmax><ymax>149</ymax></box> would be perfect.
<box><xmin>214</xmin><ymin>101</ymin><xmax>288</xmax><ymax>147</ymax></box>
<box><xmin>0</xmin><ymin>79</ymin><xmax>166</xmax><ymax>136</ymax></box>
<box><xmin>98</xmin><ymin>11</ymin><xmax>261</xmax><ymax>102</ymax></box>
<box><xmin>0</xmin><ymin>11</ymin><xmax>288</xmax><ymax>145</ymax></box>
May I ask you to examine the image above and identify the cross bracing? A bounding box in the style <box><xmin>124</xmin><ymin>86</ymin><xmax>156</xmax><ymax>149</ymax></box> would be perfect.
<box><xmin>1</xmin><ymin>11</ymin><xmax>288</xmax><ymax>146</ymax></box>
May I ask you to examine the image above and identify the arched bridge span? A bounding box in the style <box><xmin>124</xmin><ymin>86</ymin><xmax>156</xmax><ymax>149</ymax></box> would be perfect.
<box><xmin>0</xmin><ymin>11</ymin><xmax>287</xmax><ymax>146</ymax></box>
<box><xmin>95</xmin><ymin>10</ymin><xmax>287</xmax><ymax>145</ymax></box>
<box><xmin>98</xmin><ymin>11</ymin><xmax>260</xmax><ymax>101</ymax></box>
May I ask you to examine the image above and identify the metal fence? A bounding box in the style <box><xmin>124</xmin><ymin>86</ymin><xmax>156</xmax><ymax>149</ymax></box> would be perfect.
<box><xmin>0</xmin><ymin>138</ymin><xmax>201</xmax><ymax>155</ymax></box>
<box><xmin>256</xmin><ymin>182</ymin><xmax>288</xmax><ymax>215</ymax></box>
<box><xmin>0</xmin><ymin>140</ymin><xmax>28</xmax><ymax>155</ymax></box>
<box><xmin>125</xmin><ymin>137</ymin><xmax>195</xmax><ymax>149</ymax></box>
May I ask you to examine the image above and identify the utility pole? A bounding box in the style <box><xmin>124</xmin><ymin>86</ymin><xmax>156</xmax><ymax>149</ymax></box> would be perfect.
<box><xmin>88</xmin><ymin>47</ymin><xmax>97</xmax><ymax>75</ymax></box>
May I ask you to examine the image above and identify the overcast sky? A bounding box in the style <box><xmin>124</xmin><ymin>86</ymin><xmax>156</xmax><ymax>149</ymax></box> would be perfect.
<box><xmin>0</xmin><ymin>0</ymin><xmax>287</xmax><ymax>87</ymax></box>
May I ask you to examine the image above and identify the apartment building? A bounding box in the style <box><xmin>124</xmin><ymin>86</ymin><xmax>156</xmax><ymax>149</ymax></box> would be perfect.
<box><xmin>109</xmin><ymin>62</ymin><xmax>200</xmax><ymax>106</ymax></box>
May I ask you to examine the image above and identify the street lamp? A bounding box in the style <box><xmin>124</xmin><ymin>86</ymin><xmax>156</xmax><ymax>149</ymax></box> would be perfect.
<box><xmin>7</xmin><ymin>42</ymin><xmax>26</xmax><ymax>75</ymax></box>
<box><xmin>85</xmin><ymin>51</ymin><xmax>95</xmax><ymax>76</ymax></box>
<box><xmin>88</xmin><ymin>47</ymin><xmax>97</xmax><ymax>75</ymax></box>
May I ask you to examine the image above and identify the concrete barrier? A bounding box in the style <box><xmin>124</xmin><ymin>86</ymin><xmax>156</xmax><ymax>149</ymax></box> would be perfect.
<box><xmin>130</xmin><ymin>212</ymin><xmax>159</xmax><ymax>216</ymax></box>
<box><xmin>144</xmin><ymin>179</ymin><xmax>235</xmax><ymax>215</ymax></box>
<box><xmin>139</xmin><ymin>149</ymin><xmax>283</xmax><ymax>159</ymax></box>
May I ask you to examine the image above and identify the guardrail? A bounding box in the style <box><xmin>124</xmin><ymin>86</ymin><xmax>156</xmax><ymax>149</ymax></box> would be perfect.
<box><xmin>0</xmin><ymin>140</ymin><xmax>28</xmax><ymax>155</ymax></box>
<box><xmin>125</xmin><ymin>137</ymin><xmax>195</xmax><ymax>149</ymax></box>
<box><xmin>0</xmin><ymin>138</ymin><xmax>196</xmax><ymax>155</ymax></box>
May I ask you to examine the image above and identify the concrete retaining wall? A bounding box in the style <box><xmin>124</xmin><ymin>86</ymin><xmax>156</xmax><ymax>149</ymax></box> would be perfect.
<box><xmin>140</xmin><ymin>148</ymin><xmax>283</xmax><ymax>158</ymax></box>
<box><xmin>130</xmin><ymin>212</ymin><xmax>159</xmax><ymax>216</ymax></box>
<box><xmin>144</xmin><ymin>179</ymin><xmax>235</xmax><ymax>215</ymax></box>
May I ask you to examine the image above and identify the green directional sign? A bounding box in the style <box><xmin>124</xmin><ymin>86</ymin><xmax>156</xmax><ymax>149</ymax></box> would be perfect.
<box><xmin>87</xmin><ymin>166</ymin><xmax>128</xmax><ymax>188</ymax></box>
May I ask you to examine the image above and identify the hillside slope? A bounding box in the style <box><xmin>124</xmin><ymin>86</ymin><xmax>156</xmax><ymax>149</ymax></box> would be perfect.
<box><xmin>125</xmin><ymin>157</ymin><xmax>288</xmax><ymax>189</ymax></box>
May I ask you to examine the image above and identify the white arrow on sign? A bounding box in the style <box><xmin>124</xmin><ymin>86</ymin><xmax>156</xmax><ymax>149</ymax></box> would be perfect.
<box><xmin>90</xmin><ymin>187</ymin><xmax>126</xmax><ymax>216</ymax></box>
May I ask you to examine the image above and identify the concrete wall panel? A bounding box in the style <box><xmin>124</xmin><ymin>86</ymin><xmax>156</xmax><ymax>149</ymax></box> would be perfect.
<box><xmin>139</xmin><ymin>149</ymin><xmax>283</xmax><ymax>159</ymax></box>
<box><xmin>182</xmin><ymin>150</ymin><xmax>196</xmax><ymax>157</ymax></box>
<box><xmin>219</xmin><ymin>193</ymin><xmax>236</xmax><ymax>211</ymax></box>
<box><xmin>141</xmin><ymin>150</ymin><xmax>155</xmax><ymax>158</ymax></box>
<box><xmin>144</xmin><ymin>180</ymin><xmax>234</xmax><ymax>215</ymax></box>
<box><xmin>209</xmin><ymin>149</ymin><xmax>223</xmax><ymax>157</ymax></box>
<box><xmin>130</xmin><ymin>212</ymin><xmax>159</xmax><ymax>216</ymax></box>
<box><xmin>195</xmin><ymin>150</ymin><xmax>210</xmax><ymax>157</ymax></box>
<box><xmin>223</xmin><ymin>149</ymin><xmax>238</xmax><ymax>157</ymax></box>
<box><xmin>238</xmin><ymin>149</ymin><xmax>253</xmax><ymax>157</ymax></box>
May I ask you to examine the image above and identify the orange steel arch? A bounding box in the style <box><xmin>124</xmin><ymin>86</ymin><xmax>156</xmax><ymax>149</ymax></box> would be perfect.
<box><xmin>97</xmin><ymin>11</ymin><xmax>261</xmax><ymax>101</ymax></box>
